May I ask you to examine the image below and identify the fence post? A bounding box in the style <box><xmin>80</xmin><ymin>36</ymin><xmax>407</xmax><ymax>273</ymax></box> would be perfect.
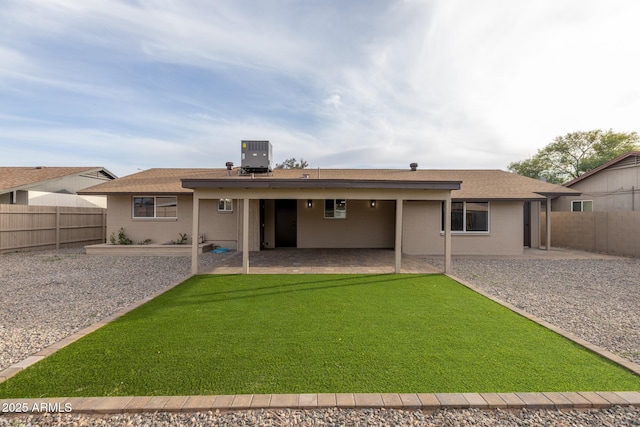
<box><xmin>102</xmin><ymin>209</ymin><xmax>107</xmax><ymax>242</ymax></box>
<box><xmin>55</xmin><ymin>206</ymin><xmax>61</xmax><ymax>250</ymax></box>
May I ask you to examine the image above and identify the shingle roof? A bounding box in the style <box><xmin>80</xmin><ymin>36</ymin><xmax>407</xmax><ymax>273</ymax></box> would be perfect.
<box><xmin>79</xmin><ymin>167</ymin><xmax>578</xmax><ymax>200</ymax></box>
<box><xmin>0</xmin><ymin>167</ymin><xmax>116</xmax><ymax>193</ymax></box>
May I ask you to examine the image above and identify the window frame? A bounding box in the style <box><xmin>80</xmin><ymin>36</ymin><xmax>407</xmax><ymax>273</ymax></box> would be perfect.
<box><xmin>324</xmin><ymin>199</ymin><xmax>347</xmax><ymax>219</ymax></box>
<box><xmin>571</xmin><ymin>200</ymin><xmax>593</xmax><ymax>212</ymax></box>
<box><xmin>441</xmin><ymin>201</ymin><xmax>490</xmax><ymax>233</ymax></box>
<box><xmin>218</xmin><ymin>198</ymin><xmax>234</xmax><ymax>213</ymax></box>
<box><xmin>132</xmin><ymin>196</ymin><xmax>178</xmax><ymax>219</ymax></box>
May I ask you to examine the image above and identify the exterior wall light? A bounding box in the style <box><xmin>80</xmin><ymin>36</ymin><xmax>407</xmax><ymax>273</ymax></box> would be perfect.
<box><xmin>370</xmin><ymin>200</ymin><xmax>377</xmax><ymax>208</ymax></box>
<box><xmin>307</xmin><ymin>200</ymin><xmax>313</xmax><ymax>208</ymax></box>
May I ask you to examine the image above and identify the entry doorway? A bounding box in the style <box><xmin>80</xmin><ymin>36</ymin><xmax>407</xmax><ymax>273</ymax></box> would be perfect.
<box><xmin>275</xmin><ymin>199</ymin><xmax>297</xmax><ymax>247</ymax></box>
<box><xmin>523</xmin><ymin>202</ymin><xmax>531</xmax><ymax>247</ymax></box>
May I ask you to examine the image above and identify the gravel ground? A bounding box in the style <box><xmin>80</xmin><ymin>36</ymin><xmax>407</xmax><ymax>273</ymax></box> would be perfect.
<box><xmin>2</xmin><ymin>406</ymin><xmax>640</xmax><ymax>426</ymax></box>
<box><xmin>0</xmin><ymin>248</ymin><xmax>191</xmax><ymax>371</ymax></box>
<box><xmin>1</xmin><ymin>249</ymin><xmax>640</xmax><ymax>426</ymax></box>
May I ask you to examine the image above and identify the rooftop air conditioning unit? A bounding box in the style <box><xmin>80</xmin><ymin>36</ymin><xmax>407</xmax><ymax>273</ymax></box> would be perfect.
<box><xmin>241</xmin><ymin>140</ymin><xmax>273</xmax><ymax>173</ymax></box>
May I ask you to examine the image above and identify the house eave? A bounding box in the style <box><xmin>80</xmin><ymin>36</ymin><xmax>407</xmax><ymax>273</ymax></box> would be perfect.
<box><xmin>181</xmin><ymin>178</ymin><xmax>462</xmax><ymax>191</ymax></box>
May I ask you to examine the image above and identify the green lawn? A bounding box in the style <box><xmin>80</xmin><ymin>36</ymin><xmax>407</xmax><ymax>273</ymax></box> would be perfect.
<box><xmin>2</xmin><ymin>274</ymin><xmax>639</xmax><ymax>397</ymax></box>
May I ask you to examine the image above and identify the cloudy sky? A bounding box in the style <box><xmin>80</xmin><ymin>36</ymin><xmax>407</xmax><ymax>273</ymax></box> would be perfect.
<box><xmin>2</xmin><ymin>0</ymin><xmax>639</xmax><ymax>177</ymax></box>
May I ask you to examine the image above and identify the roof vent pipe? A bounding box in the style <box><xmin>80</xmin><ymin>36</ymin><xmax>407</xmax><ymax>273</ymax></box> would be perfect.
<box><xmin>410</xmin><ymin>163</ymin><xmax>418</xmax><ymax>171</ymax></box>
<box><xmin>225</xmin><ymin>161</ymin><xmax>234</xmax><ymax>176</ymax></box>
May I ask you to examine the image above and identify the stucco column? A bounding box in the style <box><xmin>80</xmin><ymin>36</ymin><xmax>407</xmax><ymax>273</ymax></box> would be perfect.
<box><xmin>243</xmin><ymin>198</ymin><xmax>250</xmax><ymax>274</ymax></box>
<box><xmin>444</xmin><ymin>196</ymin><xmax>452</xmax><ymax>274</ymax></box>
<box><xmin>191</xmin><ymin>192</ymin><xmax>200</xmax><ymax>275</ymax></box>
<box><xmin>546</xmin><ymin>196</ymin><xmax>551</xmax><ymax>251</ymax></box>
<box><xmin>395</xmin><ymin>198</ymin><xmax>403</xmax><ymax>273</ymax></box>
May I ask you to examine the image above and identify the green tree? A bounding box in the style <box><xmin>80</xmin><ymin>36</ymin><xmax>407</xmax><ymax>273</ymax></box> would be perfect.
<box><xmin>275</xmin><ymin>158</ymin><xmax>309</xmax><ymax>169</ymax></box>
<box><xmin>508</xmin><ymin>129</ymin><xmax>639</xmax><ymax>183</ymax></box>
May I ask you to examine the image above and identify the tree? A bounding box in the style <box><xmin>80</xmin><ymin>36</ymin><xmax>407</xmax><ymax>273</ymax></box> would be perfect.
<box><xmin>275</xmin><ymin>158</ymin><xmax>309</xmax><ymax>169</ymax></box>
<box><xmin>508</xmin><ymin>129</ymin><xmax>639</xmax><ymax>183</ymax></box>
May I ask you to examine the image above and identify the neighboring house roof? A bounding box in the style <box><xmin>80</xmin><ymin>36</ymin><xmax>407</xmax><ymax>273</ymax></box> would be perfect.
<box><xmin>79</xmin><ymin>167</ymin><xmax>577</xmax><ymax>201</ymax></box>
<box><xmin>0</xmin><ymin>166</ymin><xmax>117</xmax><ymax>194</ymax></box>
<box><xmin>563</xmin><ymin>151</ymin><xmax>640</xmax><ymax>187</ymax></box>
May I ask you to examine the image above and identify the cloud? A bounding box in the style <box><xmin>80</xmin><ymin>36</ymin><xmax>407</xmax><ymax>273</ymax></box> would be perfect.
<box><xmin>2</xmin><ymin>0</ymin><xmax>640</xmax><ymax>176</ymax></box>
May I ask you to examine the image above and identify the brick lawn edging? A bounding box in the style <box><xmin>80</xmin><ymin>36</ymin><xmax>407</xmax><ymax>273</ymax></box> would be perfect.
<box><xmin>2</xmin><ymin>391</ymin><xmax>640</xmax><ymax>415</ymax></box>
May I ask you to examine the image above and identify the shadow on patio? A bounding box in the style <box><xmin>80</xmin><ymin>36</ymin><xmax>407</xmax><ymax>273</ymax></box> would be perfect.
<box><xmin>198</xmin><ymin>248</ymin><xmax>442</xmax><ymax>274</ymax></box>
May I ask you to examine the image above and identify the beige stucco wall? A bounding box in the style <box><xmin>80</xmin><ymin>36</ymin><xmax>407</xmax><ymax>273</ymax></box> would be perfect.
<box><xmin>107</xmin><ymin>195</ymin><xmax>244</xmax><ymax>248</ymax></box>
<box><xmin>297</xmin><ymin>199</ymin><xmax>395</xmax><ymax>248</ymax></box>
<box><xmin>107</xmin><ymin>195</ymin><xmax>193</xmax><ymax>244</ymax></box>
<box><xmin>402</xmin><ymin>200</ymin><xmax>524</xmax><ymax>255</ymax></box>
<box><xmin>200</xmin><ymin>199</ymin><xmax>239</xmax><ymax>249</ymax></box>
<box><xmin>106</xmin><ymin>191</ymin><xmax>528</xmax><ymax>256</ymax></box>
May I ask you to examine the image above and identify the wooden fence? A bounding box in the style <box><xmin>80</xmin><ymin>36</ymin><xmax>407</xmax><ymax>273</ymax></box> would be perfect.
<box><xmin>0</xmin><ymin>204</ymin><xmax>106</xmax><ymax>253</ymax></box>
<box><xmin>541</xmin><ymin>211</ymin><xmax>640</xmax><ymax>258</ymax></box>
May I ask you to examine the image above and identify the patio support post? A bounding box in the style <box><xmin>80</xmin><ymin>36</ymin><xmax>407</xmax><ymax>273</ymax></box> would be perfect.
<box><xmin>191</xmin><ymin>192</ymin><xmax>200</xmax><ymax>275</ymax></box>
<box><xmin>546</xmin><ymin>196</ymin><xmax>551</xmax><ymax>251</ymax></box>
<box><xmin>395</xmin><ymin>198</ymin><xmax>403</xmax><ymax>273</ymax></box>
<box><xmin>444</xmin><ymin>196</ymin><xmax>451</xmax><ymax>274</ymax></box>
<box><xmin>242</xmin><ymin>198</ymin><xmax>250</xmax><ymax>274</ymax></box>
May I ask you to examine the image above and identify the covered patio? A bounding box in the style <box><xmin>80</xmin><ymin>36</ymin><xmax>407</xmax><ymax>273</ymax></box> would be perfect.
<box><xmin>182</xmin><ymin>175</ymin><xmax>462</xmax><ymax>275</ymax></box>
<box><xmin>198</xmin><ymin>248</ymin><xmax>442</xmax><ymax>274</ymax></box>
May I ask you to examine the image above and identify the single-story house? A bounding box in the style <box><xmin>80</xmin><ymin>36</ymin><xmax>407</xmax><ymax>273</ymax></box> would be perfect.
<box><xmin>0</xmin><ymin>166</ymin><xmax>116</xmax><ymax>207</ymax></box>
<box><xmin>79</xmin><ymin>166</ymin><xmax>578</xmax><ymax>274</ymax></box>
<box><xmin>553</xmin><ymin>151</ymin><xmax>640</xmax><ymax>212</ymax></box>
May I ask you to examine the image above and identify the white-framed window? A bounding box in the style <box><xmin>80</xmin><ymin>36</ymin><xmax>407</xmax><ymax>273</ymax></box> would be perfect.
<box><xmin>324</xmin><ymin>199</ymin><xmax>347</xmax><ymax>219</ymax></box>
<box><xmin>571</xmin><ymin>200</ymin><xmax>593</xmax><ymax>212</ymax></box>
<box><xmin>441</xmin><ymin>201</ymin><xmax>489</xmax><ymax>232</ymax></box>
<box><xmin>133</xmin><ymin>196</ymin><xmax>177</xmax><ymax>218</ymax></box>
<box><xmin>218</xmin><ymin>198</ymin><xmax>233</xmax><ymax>212</ymax></box>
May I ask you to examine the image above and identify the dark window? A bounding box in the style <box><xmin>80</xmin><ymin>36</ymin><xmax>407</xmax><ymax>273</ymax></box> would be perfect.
<box><xmin>133</xmin><ymin>196</ymin><xmax>177</xmax><ymax>218</ymax></box>
<box><xmin>324</xmin><ymin>199</ymin><xmax>346</xmax><ymax>219</ymax></box>
<box><xmin>442</xmin><ymin>201</ymin><xmax>489</xmax><ymax>232</ymax></box>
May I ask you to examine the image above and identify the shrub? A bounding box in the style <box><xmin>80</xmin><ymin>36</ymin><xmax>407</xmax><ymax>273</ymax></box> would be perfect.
<box><xmin>171</xmin><ymin>233</ymin><xmax>188</xmax><ymax>245</ymax></box>
<box><xmin>109</xmin><ymin>228</ymin><xmax>133</xmax><ymax>245</ymax></box>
